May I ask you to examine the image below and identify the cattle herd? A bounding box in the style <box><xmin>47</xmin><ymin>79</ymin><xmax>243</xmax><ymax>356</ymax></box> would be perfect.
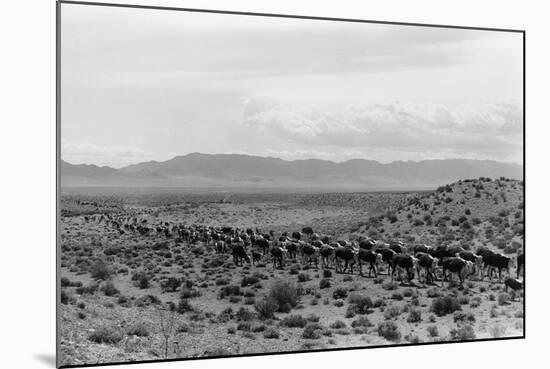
<box><xmin>84</xmin><ymin>212</ymin><xmax>524</xmax><ymax>290</ymax></box>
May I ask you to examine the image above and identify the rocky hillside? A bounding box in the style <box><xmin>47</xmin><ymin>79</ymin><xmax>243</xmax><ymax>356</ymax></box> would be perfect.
<box><xmin>352</xmin><ymin>177</ymin><xmax>524</xmax><ymax>254</ymax></box>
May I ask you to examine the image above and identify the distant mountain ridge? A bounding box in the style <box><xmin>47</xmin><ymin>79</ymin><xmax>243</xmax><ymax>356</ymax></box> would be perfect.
<box><xmin>61</xmin><ymin>153</ymin><xmax>523</xmax><ymax>191</ymax></box>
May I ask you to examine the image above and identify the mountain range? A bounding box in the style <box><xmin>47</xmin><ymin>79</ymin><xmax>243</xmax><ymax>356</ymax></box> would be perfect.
<box><xmin>61</xmin><ymin>153</ymin><xmax>523</xmax><ymax>191</ymax></box>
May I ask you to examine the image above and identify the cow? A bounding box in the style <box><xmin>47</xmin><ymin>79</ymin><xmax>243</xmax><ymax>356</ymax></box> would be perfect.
<box><xmin>482</xmin><ymin>252</ymin><xmax>512</xmax><ymax>281</ymax></box>
<box><xmin>334</xmin><ymin>246</ymin><xmax>357</xmax><ymax>274</ymax></box>
<box><xmin>231</xmin><ymin>245</ymin><xmax>250</xmax><ymax>266</ymax></box>
<box><xmin>256</xmin><ymin>238</ymin><xmax>270</xmax><ymax>256</ymax></box>
<box><xmin>301</xmin><ymin>244</ymin><xmax>319</xmax><ymax>266</ymax></box>
<box><xmin>504</xmin><ymin>277</ymin><xmax>523</xmax><ymax>296</ymax></box>
<box><xmin>357</xmin><ymin>249</ymin><xmax>382</xmax><ymax>277</ymax></box>
<box><xmin>413</xmin><ymin>244</ymin><xmax>433</xmax><ymax>254</ymax></box>
<box><xmin>430</xmin><ymin>245</ymin><xmax>455</xmax><ymax>264</ymax></box>
<box><xmin>359</xmin><ymin>238</ymin><xmax>376</xmax><ymax>250</ymax></box>
<box><xmin>319</xmin><ymin>244</ymin><xmax>335</xmax><ymax>269</ymax></box>
<box><xmin>442</xmin><ymin>257</ymin><xmax>474</xmax><ymax>285</ymax></box>
<box><xmin>302</xmin><ymin>227</ymin><xmax>314</xmax><ymax>237</ymax></box>
<box><xmin>391</xmin><ymin>254</ymin><xmax>418</xmax><ymax>283</ymax></box>
<box><xmin>458</xmin><ymin>251</ymin><xmax>484</xmax><ymax>280</ymax></box>
<box><xmin>375</xmin><ymin>248</ymin><xmax>397</xmax><ymax>274</ymax></box>
<box><xmin>270</xmin><ymin>246</ymin><xmax>287</xmax><ymax>269</ymax></box>
<box><xmin>415</xmin><ymin>252</ymin><xmax>439</xmax><ymax>284</ymax></box>
<box><xmin>285</xmin><ymin>242</ymin><xmax>299</xmax><ymax>260</ymax></box>
<box><xmin>516</xmin><ymin>252</ymin><xmax>524</xmax><ymax>279</ymax></box>
<box><xmin>292</xmin><ymin>231</ymin><xmax>302</xmax><ymax>240</ymax></box>
<box><xmin>389</xmin><ymin>240</ymin><xmax>407</xmax><ymax>254</ymax></box>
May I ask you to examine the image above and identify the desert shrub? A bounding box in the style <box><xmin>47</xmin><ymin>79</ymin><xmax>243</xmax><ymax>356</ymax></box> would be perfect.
<box><xmin>330</xmin><ymin>320</ymin><xmax>347</xmax><ymax>329</ymax></box>
<box><xmin>263</xmin><ymin>327</ymin><xmax>280</xmax><ymax>339</ymax></box>
<box><xmin>333</xmin><ymin>300</ymin><xmax>344</xmax><ymax>307</ymax></box>
<box><xmin>289</xmin><ymin>265</ymin><xmax>300</xmax><ymax>275</ymax></box>
<box><xmin>132</xmin><ymin>270</ymin><xmax>152</xmax><ymax>289</ymax></box>
<box><xmin>297</xmin><ymin>273</ymin><xmax>310</xmax><ymax>283</ymax></box>
<box><xmin>268</xmin><ymin>281</ymin><xmax>299</xmax><ymax>311</ymax></box>
<box><xmin>498</xmin><ymin>293</ymin><xmax>510</xmax><ymax>306</ymax></box>
<box><xmin>431</xmin><ymin>296</ymin><xmax>461</xmax><ymax>316</ymax></box>
<box><xmin>101</xmin><ymin>281</ymin><xmax>119</xmax><ymax>297</ymax></box>
<box><xmin>427</xmin><ymin>325</ymin><xmax>439</xmax><ymax>337</ymax></box>
<box><xmin>217</xmin><ymin>307</ymin><xmax>234</xmax><ymax>323</ymax></box>
<box><xmin>413</xmin><ymin>219</ymin><xmax>424</xmax><ymax>226</ymax></box>
<box><xmin>60</xmin><ymin>289</ymin><xmax>69</xmax><ymax>305</ymax></box>
<box><xmin>348</xmin><ymin>294</ymin><xmax>373</xmax><ymax>314</ymax></box>
<box><xmin>391</xmin><ymin>293</ymin><xmax>403</xmax><ymax>301</ymax></box>
<box><xmin>302</xmin><ymin>323</ymin><xmax>323</xmax><ymax>339</ymax></box>
<box><xmin>384</xmin><ymin>306</ymin><xmax>401</xmax><ymax>320</ymax></box>
<box><xmin>373</xmin><ymin>298</ymin><xmax>386</xmax><ymax>308</ymax></box>
<box><xmin>351</xmin><ymin>316</ymin><xmax>373</xmax><ymax>328</ymax></box>
<box><xmin>181</xmin><ymin>287</ymin><xmax>201</xmax><ymax>299</ymax></box>
<box><xmin>382</xmin><ymin>281</ymin><xmax>398</xmax><ymax>291</ymax></box>
<box><xmin>454</xmin><ymin>312</ymin><xmax>476</xmax><ymax>324</ymax></box>
<box><xmin>236</xmin><ymin>307</ymin><xmax>254</xmax><ymax>322</ymax></box>
<box><xmin>227</xmin><ymin>326</ymin><xmax>236</xmax><ymax>334</ymax></box>
<box><xmin>176</xmin><ymin>298</ymin><xmax>194</xmax><ymax>313</ymax></box>
<box><xmin>281</xmin><ymin>315</ymin><xmax>308</xmax><ymax>328</ymax></box>
<box><xmin>90</xmin><ymin>260</ymin><xmax>112</xmax><ymax>281</ymax></box>
<box><xmin>241</xmin><ymin>276</ymin><xmax>260</xmax><ymax>287</ymax></box>
<box><xmin>237</xmin><ymin>322</ymin><xmax>252</xmax><ymax>331</ymax></box>
<box><xmin>255</xmin><ymin>297</ymin><xmax>277</xmax><ymax>320</ymax></box>
<box><xmin>332</xmin><ymin>287</ymin><xmax>348</xmax><ymax>300</ymax></box>
<box><xmin>76</xmin><ymin>283</ymin><xmax>99</xmax><ymax>295</ymax></box>
<box><xmin>449</xmin><ymin>325</ymin><xmax>476</xmax><ymax>341</ymax></box>
<box><xmin>377</xmin><ymin>321</ymin><xmax>401</xmax><ymax>342</ymax></box>
<box><xmin>407</xmin><ymin>309</ymin><xmax>422</xmax><ymax>323</ymax></box>
<box><xmin>88</xmin><ymin>327</ymin><xmax>123</xmax><ymax>344</ymax></box>
<box><xmin>127</xmin><ymin>322</ymin><xmax>149</xmax><ymax>337</ymax></box>
<box><xmin>219</xmin><ymin>285</ymin><xmax>241</xmax><ymax>298</ymax></box>
<box><xmin>323</xmin><ymin>270</ymin><xmax>332</xmax><ymax>278</ymax></box>
<box><xmin>489</xmin><ymin>325</ymin><xmax>507</xmax><ymax>338</ymax></box>
<box><xmin>161</xmin><ymin>277</ymin><xmax>182</xmax><ymax>292</ymax></box>
<box><xmin>319</xmin><ymin>279</ymin><xmax>331</xmax><ymax>289</ymax></box>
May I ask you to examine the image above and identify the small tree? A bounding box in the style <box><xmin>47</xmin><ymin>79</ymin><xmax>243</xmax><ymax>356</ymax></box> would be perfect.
<box><xmin>156</xmin><ymin>304</ymin><xmax>178</xmax><ymax>359</ymax></box>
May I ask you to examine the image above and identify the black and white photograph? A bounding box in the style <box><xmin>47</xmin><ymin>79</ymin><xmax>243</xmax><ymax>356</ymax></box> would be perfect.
<box><xmin>57</xmin><ymin>1</ymin><xmax>524</xmax><ymax>367</ymax></box>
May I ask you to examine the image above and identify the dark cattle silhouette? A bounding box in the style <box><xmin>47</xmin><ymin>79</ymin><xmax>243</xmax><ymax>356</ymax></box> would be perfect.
<box><xmin>285</xmin><ymin>242</ymin><xmax>298</xmax><ymax>260</ymax></box>
<box><xmin>413</xmin><ymin>244</ymin><xmax>432</xmax><ymax>254</ymax></box>
<box><xmin>484</xmin><ymin>253</ymin><xmax>512</xmax><ymax>281</ymax></box>
<box><xmin>516</xmin><ymin>253</ymin><xmax>524</xmax><ymax>279</ymax></box>
<box><xmin>442</xmin><ymin>257</ymin><xmax>473</xmax><ymax>285</ymax></box>
<box><xmin>415</xmin><ymin>252</ymin><xmax>439</xmax><ymax>284</ymax></box>
<box><xmin>375</xmin><ymin>248</ymin><xmax>397</xmax><ymax>274</ymax></box>
<box><xmin>256</xmin><ymin>238</ymin><xmax>270</xmax><ymax>256</ymax></box>
<box><xmin>319</xmin><ymin>244</ymin><xmax>334</xmax><ymax>269</ymax></box>
<box><xmin>292</xmin><ymin>231</ymin><xmax>302</xmax><ymax>240</ymax></box>
<box><xmin>270</xmin><ymin>246</ymin><xmax>287</xmax><ymax>269</ymax></box>
<box><xmin>430</xmin><ymin>246</ymin><xmax>455</xmax><ymax>264</ymax></box>
<box><xmin>301</xmin><ymin>244</ymin><xmax>319</xmax><ymax>266</ymax></box>
<box><xmin>504</xmin><ymin>277</ymin><xmax>523</xmax><ymax>295</ymax></box>
<box><xmin>302</xmin><ymin>227</ymin><xmax>314</xmax><ymax>237</ymax></box>
<box><xmin>390</xmin><ymin>254</ymin><xmax>417</xmax><ymax>283</ymax></box>
<box><xmin>231</xmin><ymin>245</ymin><xmax>250</xmax><ymax>266</ymax></box>
<box><xmin>334</xmin><ymin>247</ymin><xmax>357</xmax><ymax>274</ymax></box>
<box><xmin>357</xmin><ymin>249</ymin><xmax>382</xmax><ymax>277</ymax></box>
<box><xmin>458</xmin><ymin>251</ymin><xmax>484</xmax><ymax>279</ymax></box>
<box><xmin>359</xmin><ymin>238</ymin><xmax>376</xmax><ymax>250</ymax></box>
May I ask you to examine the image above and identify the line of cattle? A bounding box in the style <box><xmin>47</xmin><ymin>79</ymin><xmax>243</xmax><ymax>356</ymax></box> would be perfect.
<box><xmin>84</xmin><ymin>214</ymin><xmax>525</xmax><ymax>292</ymax></box>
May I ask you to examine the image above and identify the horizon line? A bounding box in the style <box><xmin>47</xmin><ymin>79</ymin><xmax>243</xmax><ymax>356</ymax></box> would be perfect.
<box><xmin>61</xmin><ymin>152</ymin><xmax>524</xmax><ymax>169</ymax></box>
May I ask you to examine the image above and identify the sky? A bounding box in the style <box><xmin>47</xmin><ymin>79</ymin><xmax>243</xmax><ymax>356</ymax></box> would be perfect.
<box><xmin>61</xmin><ymin>4</ymin><xmax>523</xmax><ymax>168</ymax></box>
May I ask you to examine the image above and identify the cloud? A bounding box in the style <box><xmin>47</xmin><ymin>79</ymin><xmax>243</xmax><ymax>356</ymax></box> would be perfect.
<box><xmin>61</xmin><ymin>142</ymin><xmax>174</xmax><ymax>168</ymax></box>
<box><xmin>243</xmin><ymin>97</ymin><xmax>523</xmax><ymax>163</ymax></box>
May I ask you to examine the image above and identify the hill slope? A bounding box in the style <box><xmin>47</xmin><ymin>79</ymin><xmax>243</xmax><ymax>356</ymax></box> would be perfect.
<box><xmin>351</xmin><ymin>177</ymin><xmax>524</xmax><ymax>253</ymax></box>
